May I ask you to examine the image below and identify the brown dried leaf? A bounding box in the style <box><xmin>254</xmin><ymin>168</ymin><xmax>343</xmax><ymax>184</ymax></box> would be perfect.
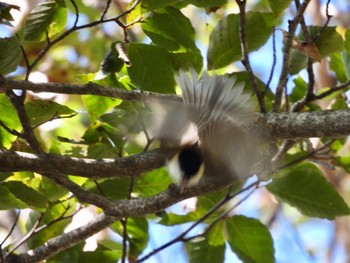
<box><xmin>293</xmin><ymin>40</ymin><xmax>322</xmax><ymax>62</ymax></box>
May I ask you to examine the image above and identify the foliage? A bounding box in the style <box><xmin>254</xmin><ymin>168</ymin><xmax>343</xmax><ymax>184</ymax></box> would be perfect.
<box><xmin>0</xmin><ymin>0</ymin><xmax>350</xmax><ymax>263</ymax></box>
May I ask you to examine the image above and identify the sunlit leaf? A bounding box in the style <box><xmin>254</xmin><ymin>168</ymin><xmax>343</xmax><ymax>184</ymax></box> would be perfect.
<box><xmin>38</xmin><ymin>176</ymin><xmax>68</xmax><ymax>202</ymax></box>
<box><xmin>82</xmin><ymin>95</ymin><xmax>122</xmax><ymax>123</ymax></box>
<box><xmin>186</xmin><ymin>238</ymin><xmax>225</xmax><ymax>263</ymax></box>
<box><xmin>0</xmin><ymin>94</ymin><xmax>21</xmax><ymax>148</ymax></box>
<box><xmin>189</xmin><ymin>0</ymin><xmax>228</xmax><ymax>7</ymax></box>
<box><xmin>207</xmin><ymin>220</ymin><xmax>225</xmax><ymax>246</ymax></box>
<box><xmin>329</xmin><ymin>52</ymin><xmax>349</xmax><ymax>83</ymax></box>
<box><xmin>225</xmin><ymin>215</ymin><xmax>275</xmax><ymax>263</ymax></box>
<box><xmin>23</xmin><ymin>0</ymin><xmax>67</xmax><ymax>42</ymax></box>
<box><xmin>134</xmin><ymin>168</ymin><xmax>172</xmax><ymax>197</ymax></box>
<box><xmin>141</xmin><ymin>0</ymin><xmax>181</xmax><ymax>10</ymax></box>
<box><xmin>267</xmin><ymin>163</ymin><xmax>350</xmax><ymax>219</ymax></box>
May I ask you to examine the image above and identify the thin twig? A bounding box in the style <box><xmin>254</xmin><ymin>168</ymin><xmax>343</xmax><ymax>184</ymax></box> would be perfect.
<box><xmin>135</xmin><ymin>180</ymin><xmax>259</xmax><ymax>263</ymax></box>
<box><xmin>69</xmin><ymin>0</ymin><xmax>80</xmax><ymax>27</ymax></box>
<box><xmin>265</xmin><ymin>27</ymin><xmax>277</xmax><ymax>93</ymax></box>
<box><xmin>183</xmin><ymin>183</ymin><xmax>259</xmax><ymax>242</ymax></box>
<box><xmin>100</xmin><ymin>0</ymin><xmax>112</xmax><ymax>21</ymax></box>
<box><xmin>273</xmin><ymin>0</ymin><xmax>312</xmax><ymax>112</ymax></box>
<box><xmin>0</xmin><ymin>211</ymin><xmax>21</xmax><ymax>247</ymax></box>
<box><xmin>278</xmin><ymin>140</ymin><xmax>334</xmax><ymax>170</ymax></box>
<box><xmin>0</xmin><ymin>120</ymin><xmax>22</xmax><ymax>137</ymax></box>
<box><xmin>313</xmin><ymin>0</ymin><xmax>333</xmax><ymax>42</ymax></box>
<box><xmin>235</xmin><ymin>0</ymin><xmax>266</xmax><ymax>113</ymax></box>
<box><xmin>28</xmin><ymin>0</ymin><xmax>142</xmax><ymax>73</ymax></box>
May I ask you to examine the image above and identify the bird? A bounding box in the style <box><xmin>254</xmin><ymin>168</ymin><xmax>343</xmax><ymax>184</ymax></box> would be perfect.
<box><xmin>148</xmin><ymin>69</ymin><xmax>259</xmax><ymax>193</ymax></box>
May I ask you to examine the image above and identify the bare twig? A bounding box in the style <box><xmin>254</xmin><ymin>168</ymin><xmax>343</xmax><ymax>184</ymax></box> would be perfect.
<box><xmin>0</xmin><ymin>211</ymin><xmax>21</xmax><ymax>247</ymax></box>
<box><xmin>235</xmin><ymin>0</ymin><xmax>266</xmax><ymax>113</ymax></box>
<box><xmin>0</xmin><ymin>120</ymin><xmax>22</xmax><ymax>137</ymax></box>
<box><xmin>278</xmin><ymin>140</ymin><xmax>334</xmax><ymax>170</ymax></box>
<box><xmin>100</xmin><ymin>0</ymin><xmax>112</xmax><ymax>21</ymax></box>
<box><xmin>313</xmin><ymin>0</ymin><xmax>333</xmax><ymax>42</ymax></box>
<box><xmin>265</xmin><ymin>27</ymin><xmax>277</xmax><ymax>92</ymax></box>
<box><xmin>273</xmin><ymin>0</ymin><xmax>312</xmax><ymax>112</ymax></box>
<box><xmin>69</xmin><ymin>0</ymin><xmax>80</xmax><ymax>27</ymax></box>
<box><xmin>135</xmin><ymin>180</ymin><xmax>259</xmax><ymax>263</ymax></box>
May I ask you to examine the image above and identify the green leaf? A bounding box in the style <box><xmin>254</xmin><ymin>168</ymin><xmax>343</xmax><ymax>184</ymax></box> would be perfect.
<box><xmin>290</xmin><ymin>76</ymin><xmax>308</xmax><ymax>102</ymax></box>
<box><xmin>311</xmin><ymin>26</ymin><xmax>344</xmax><ymax>57</ymax></box>
<box><xmin>186</xmin><ymin>238</ymin><xmax>225</xmax><ymax>263</ymax></box>
<box><xmin>82</xmin><ymin>95</ymin><xmax>122</xmax><ymax>123</ymax></box>
<box><xmin>39</xmin><ymin>176</ymin><xmax>68</xmax><ymax>202</ymax></box>
<box><xmin>207</xmin><ymin>12</ymin><xmax>274</xmax><ymax>69</ymax></box>
<box><xmin>142</xmin><ymin>7</ymin><xmax>197</xmax><ymax>51</ymax></box>
<box><xmin>0</xmin><ymin>94</ymin><xmax>21</xmax><ymax>148</ymax></box>
<box><xmin>3</xmin><ymin>181</ymin><xmax>48</xmax><ymax>210</ymax></box>
<box><xmin>47</xmin><ymin>243</ymin><xmax>121</xmax><ymax>263</ymax></box>
<box><xmin>345</xmin><ymin>29</ymin><xmax>350</xmax><ymax>54</ymax></box>
<box><xmin>85</xmin><ymin>178</ymin><xmax>130</xmax><ymax>200</ymax></box>
<box><xmin>268</xmin><ymin>0</ymin><xmax>292</xmax><ymax>19</ymax></box>
<box><xmin>27</xmin><ymin>200</ymin><xmax>76</xmax><ymax>248</ymax></box>
<box><xmin>23</xmin><ymin>0</ymin><xmax>67</xmax><ymax>42</ymax></box>
<box><xmin>225</xmin><ymin>215</ymin><xmax>275</xmax><ymax>263</ymax></box>
<box><xmin>171</xmin><ymin>50</ymin><xmax>203</xmax><ymax>72</ymax></box>
<box><xmin>0</xmin><ymin>172</ymin><xmax>12</xmax><ymax>182</ymax></box>
<box><xmin>127</xmin><ymin>43</ymin><xmax>175</xmax><ymax>93</ymax></box>
<box><xmin>141</xmin><ymin>0</ymin><xmax>182</xmax><ymax>10</ymax></box>
<box><xmin>158</xmin><ymin>211</ymin><xmax>200</xmax><ymax>226</ymax></box>
<box><xmin>189</xmin><ymin>0</ymin><xmax>228</xmax><ymax>7</ymax></box>
<box><xmin>267</xmin><ymin>163</ymin><xmax>350</xmax><ymax>219</ymax></box>
<box><xmin>87</xmin><ymin>143</ymin><xmax>119</xmax><ymax>158</ymax></box>
<box><xmin>111</xmin><ymin>217</ymin><xmax>149</xmax><ymax>258</ymax></box>
<box><xmin>0</xmin><ymin>184</ymin><xmax>28</xmax><ymax>209</ymax></box>
<box><xmin>329</xmin><ymin>52</ymin><xmax>349</xmax><ymax>83</ymax></box>
<box><xmin>25</xmin><ymin>100</ymin><xmax>76</xmax><ymax>126</ymax></box>
<box><xmin>127</xmin><ymin>217</ymin><xmax>149</xmax><ymax>258</ymax></box>
<box><xmin>134</xmin><ymin>168</ymin><xmax>172</xmax><ymax>197</ymax></box>
<box><xmin>207</xmin><ymin>220</ymin><xmax>225</xmax><ymax>246</ymax></box>
<box><xmin>0</xmin><ymin>37</ymin><xmax>21</xmax><ymax>75</ymax></box>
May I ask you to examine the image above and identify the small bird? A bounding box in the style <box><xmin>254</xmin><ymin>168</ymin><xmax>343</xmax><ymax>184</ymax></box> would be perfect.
<box><xmin>149</xmin><ymin>70</ymin><xmax>259</xmax><ymax>193</ymax></box>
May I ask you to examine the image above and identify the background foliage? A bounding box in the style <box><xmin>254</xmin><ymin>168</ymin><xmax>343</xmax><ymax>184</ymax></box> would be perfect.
<box><xmin>1</xmin><ymin>0</ymin><xmax>350</xmax><ymax>262</ymax></box>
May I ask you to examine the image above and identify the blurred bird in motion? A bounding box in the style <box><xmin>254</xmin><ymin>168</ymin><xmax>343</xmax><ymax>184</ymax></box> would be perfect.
<box><xmin>148</xmin><ymin>70</ymin><xmax>261</xmax><ymax>193</ymax></box>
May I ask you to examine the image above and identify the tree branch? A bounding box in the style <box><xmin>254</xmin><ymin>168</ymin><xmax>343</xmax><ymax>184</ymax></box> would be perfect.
<box><xmin>0</xmin><ymin>78</ymin><xmax>181</xmax><ymax>103</ymax></box>
<box><xmin>0</xmin><ymin>149</ymin><xmax>164</xmax><ymax>179</ymax></box>
<box><xmin>5</xmin><ymin>213</ymin><xmax>115</xmax><ymax>263</ymax></box>
<box><xmin>1</xmin><ymin>110</ymin><xmax>350</xmax><ymax>178</ymax></box>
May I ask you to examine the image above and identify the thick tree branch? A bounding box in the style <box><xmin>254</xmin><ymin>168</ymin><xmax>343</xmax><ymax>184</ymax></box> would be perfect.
<box><xmin>0</xmin><ymin>149</ymin><xmax>164</xmax><ymax>179</ymax></box>
<box><xmin>0</xmin><ymin>78</ymin><xmax>181</xmax><ymax>103</ymax></box>
<box><xmin>1</xmin><ymin>110</ymin><xmax>350</xmax><ymax>178</ymax></box>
